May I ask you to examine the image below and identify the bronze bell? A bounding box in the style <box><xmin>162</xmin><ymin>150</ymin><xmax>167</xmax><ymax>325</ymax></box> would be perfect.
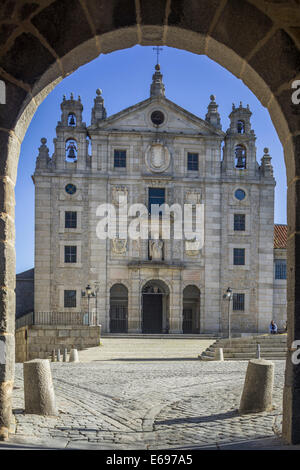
<box><xmin>67</xmin><ymin>143</ymin><xmax>76</xmax><ymax>159</ymax></box>
<box><xmin>236</xmin><ymin>156</ymin><xmax>245</xmax><ymax>168</ymax></box>
<box><xmin>69</xmin><ymin>114</ymin><xmax>76</xmax><ymax>126</ymax></box>
<box><xmin>235</xmin><ymin>147</ymin><xmax>246</xmax><ymax>168</ymax></box>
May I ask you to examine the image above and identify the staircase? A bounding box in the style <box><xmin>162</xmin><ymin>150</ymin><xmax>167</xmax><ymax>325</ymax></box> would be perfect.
<box><xmin>102</xmin><ymin>333</ymin><xmax>218</xmax><ymax>340</ymax></box>
<box><xmin>199</xmin><ymin>334</ymin><xmax>287</xmax><ymax>361</ymax></box>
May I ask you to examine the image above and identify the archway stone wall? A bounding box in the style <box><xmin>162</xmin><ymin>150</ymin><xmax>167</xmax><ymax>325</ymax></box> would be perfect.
<box><xmin>0</xmin><ymin>0</ymin><xmax>299</xmax><ymax>443</ymax></box>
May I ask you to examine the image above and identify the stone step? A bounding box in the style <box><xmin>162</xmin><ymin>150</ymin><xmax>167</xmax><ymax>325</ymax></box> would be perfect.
<box><xmin>199</xmin><ymin>334</ymin><xmax>287</xmax><ymax>361</ymax></box>
<box><xmin>102</xmin><ymin>333</ymin><xmax>219</xmax><ymax>340</ymax></box>
<box><xmin>207</xmin><ymin>346</ymin><xmax>287</xmax><ymax>353</ymax></box>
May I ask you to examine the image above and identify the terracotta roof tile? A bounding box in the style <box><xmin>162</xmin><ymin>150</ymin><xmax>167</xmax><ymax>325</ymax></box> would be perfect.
<box><xmin>274</xmin><ymin>224</ymin><xmax>287</xmax><ymax>249</ymax></box>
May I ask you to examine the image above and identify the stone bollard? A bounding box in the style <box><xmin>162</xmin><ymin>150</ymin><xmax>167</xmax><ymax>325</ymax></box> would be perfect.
<box><xmin>23</xmin><ymin>359</ymin><xmax>58</xmax><ymax>416</ymax></box>
<box><xmin>51</xmin><ymin>349</ymin><xmax>56</xmax><ymax>362</ymax></box>
<box><xmin>214</xmin><ymin>347</ymin><xmax>224</xmax><ymax>361</ymax></box>
<box><xmin>69</xmin><ymin>348</ymin><xmax>79</xmax><ymax>363</ymax></box>
<box><xmin>239</xmin><ymin>359</ymin><xmax>274</xmax><ymax>414</ymax></box>
<box><xmin>63</xmin><ymin>348</ymin><xmax>67</xmax><ymax>362</ymax></box>
<box><xmin>256</xmin><ymin>343</ymin><xmax>261</xmax><ymax>359</ymax></box>
<box><xmin>57</xmin><ymin>349</ymin><xmax>61</xmax><ymax>362</ymax></box>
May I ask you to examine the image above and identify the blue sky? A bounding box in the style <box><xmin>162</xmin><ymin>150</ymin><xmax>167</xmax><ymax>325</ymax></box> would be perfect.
<box><xmin>16</xmin><ymin>45</ymin><xmax>286</xmax><ymax>273</ymax></box>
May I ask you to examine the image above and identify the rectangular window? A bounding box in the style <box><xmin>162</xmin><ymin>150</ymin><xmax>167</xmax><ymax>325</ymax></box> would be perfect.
<box><xmin>65</xmin><ymin>211</ymin><xmax>77</xmax><ymax>229</ymax></box>
<box><xmin>148</xmin><ymin>188</ymin><xmax>165</xmax><ymax>214</ymax></box>
<box><xmin>64</xmin><ymin>245</ymin><xmax>77</xmax><ymax>263</ymax></box>
<box><xmin>64</xmin><ymin>290</ymin><xmax>76</xmax><ymax>308</ymax></box>
<box><xmin>275</xmin><ymin>259</ymin><xmax>287</xmax><ymax>280</ymax></box>
<box><xmin>233</xmin><ymin>248</ymin><xmax>245</xmax><ymax>265</ymax></box>
<box><xmin>234</xmin><ymin>214</ymin><xmax>245</xmax><ymax>231</ymax></box>
<box><xmin>114</xmin><ymin>149</ymin><xmax>126</xmax><ymax>168</ymax></box>
<box><xmin>187</xmin><ymin>153</ymin><xmax>199</xmax><ymax>171</ymax></box>
<box><xmin>233</xmin><ymin>293</ymin><xmax>245</xmax><ymax>311</ymax></box>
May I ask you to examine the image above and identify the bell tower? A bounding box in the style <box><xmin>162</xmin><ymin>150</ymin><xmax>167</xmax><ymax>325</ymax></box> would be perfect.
<box><xmin>54</xmin><ymin>93</ymin><xmax>88</xmax><ymax>170</ymax></box>
<box><xmin>222</xmin><ymin>102</ymin><xmax>257</xmax><ymax>176</ymax></box>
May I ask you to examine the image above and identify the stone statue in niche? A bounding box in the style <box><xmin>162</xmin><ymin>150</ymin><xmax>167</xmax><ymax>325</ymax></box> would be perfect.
<box><xmin>149</xmin><ymin>239</ymin><xmax>164</xmax><ymax>260</ymax></box>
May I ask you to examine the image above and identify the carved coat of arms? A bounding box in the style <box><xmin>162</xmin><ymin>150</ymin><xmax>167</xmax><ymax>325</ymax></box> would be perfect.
<box><xmin>112</xmin><ymin>238</ymin><xmax>127</xmax><ymax>254</ymax></box>
<box><xmin>146</xmin><ymin>143</ymin><xmax>170</xmax><ymax>173</ymax></box>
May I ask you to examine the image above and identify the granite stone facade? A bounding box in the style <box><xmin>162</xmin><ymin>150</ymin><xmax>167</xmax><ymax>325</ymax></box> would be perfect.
<box><xmin>32</xmin><ymin>66</ymin><xmax>283</xmax><ymax>335</ymax></box>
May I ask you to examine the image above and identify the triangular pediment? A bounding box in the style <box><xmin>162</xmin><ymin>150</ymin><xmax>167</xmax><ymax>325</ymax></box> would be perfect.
<box><xmin>88</xmin><ymin>96</ymin><xmax>224</xmax><ymax>137</ymax></box>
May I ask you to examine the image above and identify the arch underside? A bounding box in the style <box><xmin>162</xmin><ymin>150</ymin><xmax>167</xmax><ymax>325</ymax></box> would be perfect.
<box><xmin>0</xmin><ymin>0</ymin><xmax>299</xmax><ymax>444</ymax></box>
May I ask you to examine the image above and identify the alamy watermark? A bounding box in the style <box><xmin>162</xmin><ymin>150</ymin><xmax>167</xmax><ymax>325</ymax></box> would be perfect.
<box><xmin>291</xmin><ymin>80</ymin><xmax>300</xmax><ymax>105</ymax></box>
<box><xmin>95</xmin><ymin>196</ymin><xmax>204</xmax><ymax>249</ymax></box>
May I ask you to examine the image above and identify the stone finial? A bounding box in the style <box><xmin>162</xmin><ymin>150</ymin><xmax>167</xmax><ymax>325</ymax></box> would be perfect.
<box><xmin>261</xmin><ymin>147</ymin><xmax>273</xmax><ymax>177</ymax></box>
<box><xmin>91</xmin><ymin>88</ymin><xmax>107</xmax><ymax>125</ymax></box>
<box><xmin>36</xmin><ymin>137</ymin><xmax>50</xmax><ymax>169</ymax></box>
<box><xmin>150</xmin><ymin>64</ymin><xmax>165</xmax><ymax>98</ymax></box>
<box><xmin>205</xmin><ymin>94</ymin><xmax>221</xmax><ymax>129</ymax></box>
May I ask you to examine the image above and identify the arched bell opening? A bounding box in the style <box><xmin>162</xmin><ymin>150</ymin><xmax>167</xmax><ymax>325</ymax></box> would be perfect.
<box><xmin>65</xmin><ymin>138</ymin><xmax>78</xmax><ymax>162</ymax></box>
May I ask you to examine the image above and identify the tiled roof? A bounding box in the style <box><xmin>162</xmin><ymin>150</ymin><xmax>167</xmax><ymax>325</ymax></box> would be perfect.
<box><xmin>274</xmin><ymin>224</ymin><xmax>287</xmax><ymax>249</ymax></box>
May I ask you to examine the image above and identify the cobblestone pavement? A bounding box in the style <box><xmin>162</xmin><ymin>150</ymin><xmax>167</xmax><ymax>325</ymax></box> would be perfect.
<box><xmin>10</xmin><ymin>339</ymin><xmax>285</xmax><ymax>450</ymax></box>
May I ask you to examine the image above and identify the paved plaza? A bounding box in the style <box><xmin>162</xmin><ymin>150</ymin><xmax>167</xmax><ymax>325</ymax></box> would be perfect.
<box><xmin>6</xmin><ymin>338</ymin><xmax>287</xmax><ymax>450</ymax></box>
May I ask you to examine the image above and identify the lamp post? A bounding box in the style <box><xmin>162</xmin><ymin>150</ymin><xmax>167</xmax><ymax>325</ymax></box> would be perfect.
<box><xmin>81</xmin><ymin>284</ymin><xmax>95</xmax><ymax>325</ymax></box>
<box><xmin>94</xmin><ymin>282</ymin><xmax>100</xmax><ymax>325</ymax></box>
<box><xmin>225</xmin><ymin>287</ymin><xmax>233</xmax><ymax>339</ymax></box>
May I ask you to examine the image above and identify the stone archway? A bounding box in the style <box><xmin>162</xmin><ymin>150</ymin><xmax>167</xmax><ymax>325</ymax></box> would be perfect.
<box><xmin>182</xmin><ymin>285</ymin><xmax>200</xmax><ymax>334</ymax></box>
<box><xmin>142</xmin><ymin>280</ymin><xmax>170</xmax><ymax>334</ymax></box>
<box><xmin>109</xmin><ymin>283</ymin><xmax>128</xmax><ymax>333</ymax></box>
<box><xmin>0</xmin><ymin>0</ymin><xmax>299</xmax><ymax>443</ymax></box>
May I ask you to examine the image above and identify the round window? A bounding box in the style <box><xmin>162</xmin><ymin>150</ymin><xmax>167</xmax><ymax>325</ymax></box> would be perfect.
<box><xmin>65</xmin><ymin>184</ymin><xmax>77</xmax><ymax>195</ymax></box>
<box><xmin>151</xmin><ymin>110</ymin><xmax>165</xmax><ymax>126</ymax></box>
<box><xmin>234</xmin><ymin>188</ymin><xmax>246</xmax><ymax>201</ymax></box>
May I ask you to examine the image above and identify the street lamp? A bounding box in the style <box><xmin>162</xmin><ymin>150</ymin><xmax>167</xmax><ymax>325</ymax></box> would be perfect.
<box><xmin>81</xmin><ymin>284</ymin><xmax>96</xmax><ymax>325</ymax></box>
<box><xmin>225</xmin><ymin>287</ymin><xmax>233</xmax><ymax>339</ymax></box>
<box><xmin>94</xmin><ymin>282</ymin><xmax>100</xmax><ymax>325</ymax></box>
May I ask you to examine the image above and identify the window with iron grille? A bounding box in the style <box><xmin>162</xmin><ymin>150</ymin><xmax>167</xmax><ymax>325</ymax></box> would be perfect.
<box><xmin>65</xmin><ymin>211</ymin><xmax>77</xmax><ymax>229</ymax></box>
<box><xmin>114</xmin><ymin>149</ymin><xmax>126</xmax><ymax>168</ymax></box>
<box><xmin>64</xmin><ymin>245</ymin><xmax>77</xmax><ymax>263</ymax></box>
<box><xmin>187</xmin><ymin>153</ymin><xmax>199</xmax><ymax>171</ymax></box>
<box><xmin>233</xmin><ymin>248</ymin><xmax>245</xmax><ymax>265</ymax></box>
<box><xmin>234</xmin><ymin>214</ymin><xmax>245</xmax><ymax>231</ymax></box>
<box><xmin>275</xmin><ymin>259</ymin><xmax>287</xmax><ymax>280</ymax></box>
<box><xmin>233</xmin><ymin>293</ymin><xmax>245</xmax><ymax>311</ymax></box>
<box><xmin>64</xmin><ymin>290</ymin><xmax>76</xmax><ymax>308</ymax></box>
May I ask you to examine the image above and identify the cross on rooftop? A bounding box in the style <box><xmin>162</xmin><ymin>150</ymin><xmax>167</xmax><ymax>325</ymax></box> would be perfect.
<box><xmin>153</xmin><ymin>46</ymin><xmax>163</xmax><ymax>65</ymax></box>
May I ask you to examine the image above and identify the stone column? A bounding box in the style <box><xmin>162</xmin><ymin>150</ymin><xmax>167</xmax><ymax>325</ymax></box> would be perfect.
<box><xmin>128</xmin><ymin>277</ymin><xmax>141</xmax><ymax>332</ymax></box>
<box><xmin>0</xmin><ymin>151</ymin><xmax>17</xmax><ymax>439</ymax></box>
<box><xmin>169</xmin><ymin>279</ymin><xmax>182</xmax><ymax>333</ymax></box>
<box><xmin>283</xmin><ymin>160</ymin><xmax>300</xmax><ymax>444</ymax></box>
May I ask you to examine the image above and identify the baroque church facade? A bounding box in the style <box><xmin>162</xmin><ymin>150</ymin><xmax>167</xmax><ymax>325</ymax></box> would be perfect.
<box><xmin>33</xmin><ymin>65</ymin><xmax>284</xmax><ymax>335</ymax></box>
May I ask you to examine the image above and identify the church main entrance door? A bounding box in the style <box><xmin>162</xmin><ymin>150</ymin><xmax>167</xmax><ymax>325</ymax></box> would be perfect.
<box><xmin>142</xmin><ymin>292</ymin><xmax>163</xmax><ymax>333</ymax></box>
<box><xmin>142</xmin><ymin>280</ymin><xmax>169</xmax><ymax>334</ymax></box>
